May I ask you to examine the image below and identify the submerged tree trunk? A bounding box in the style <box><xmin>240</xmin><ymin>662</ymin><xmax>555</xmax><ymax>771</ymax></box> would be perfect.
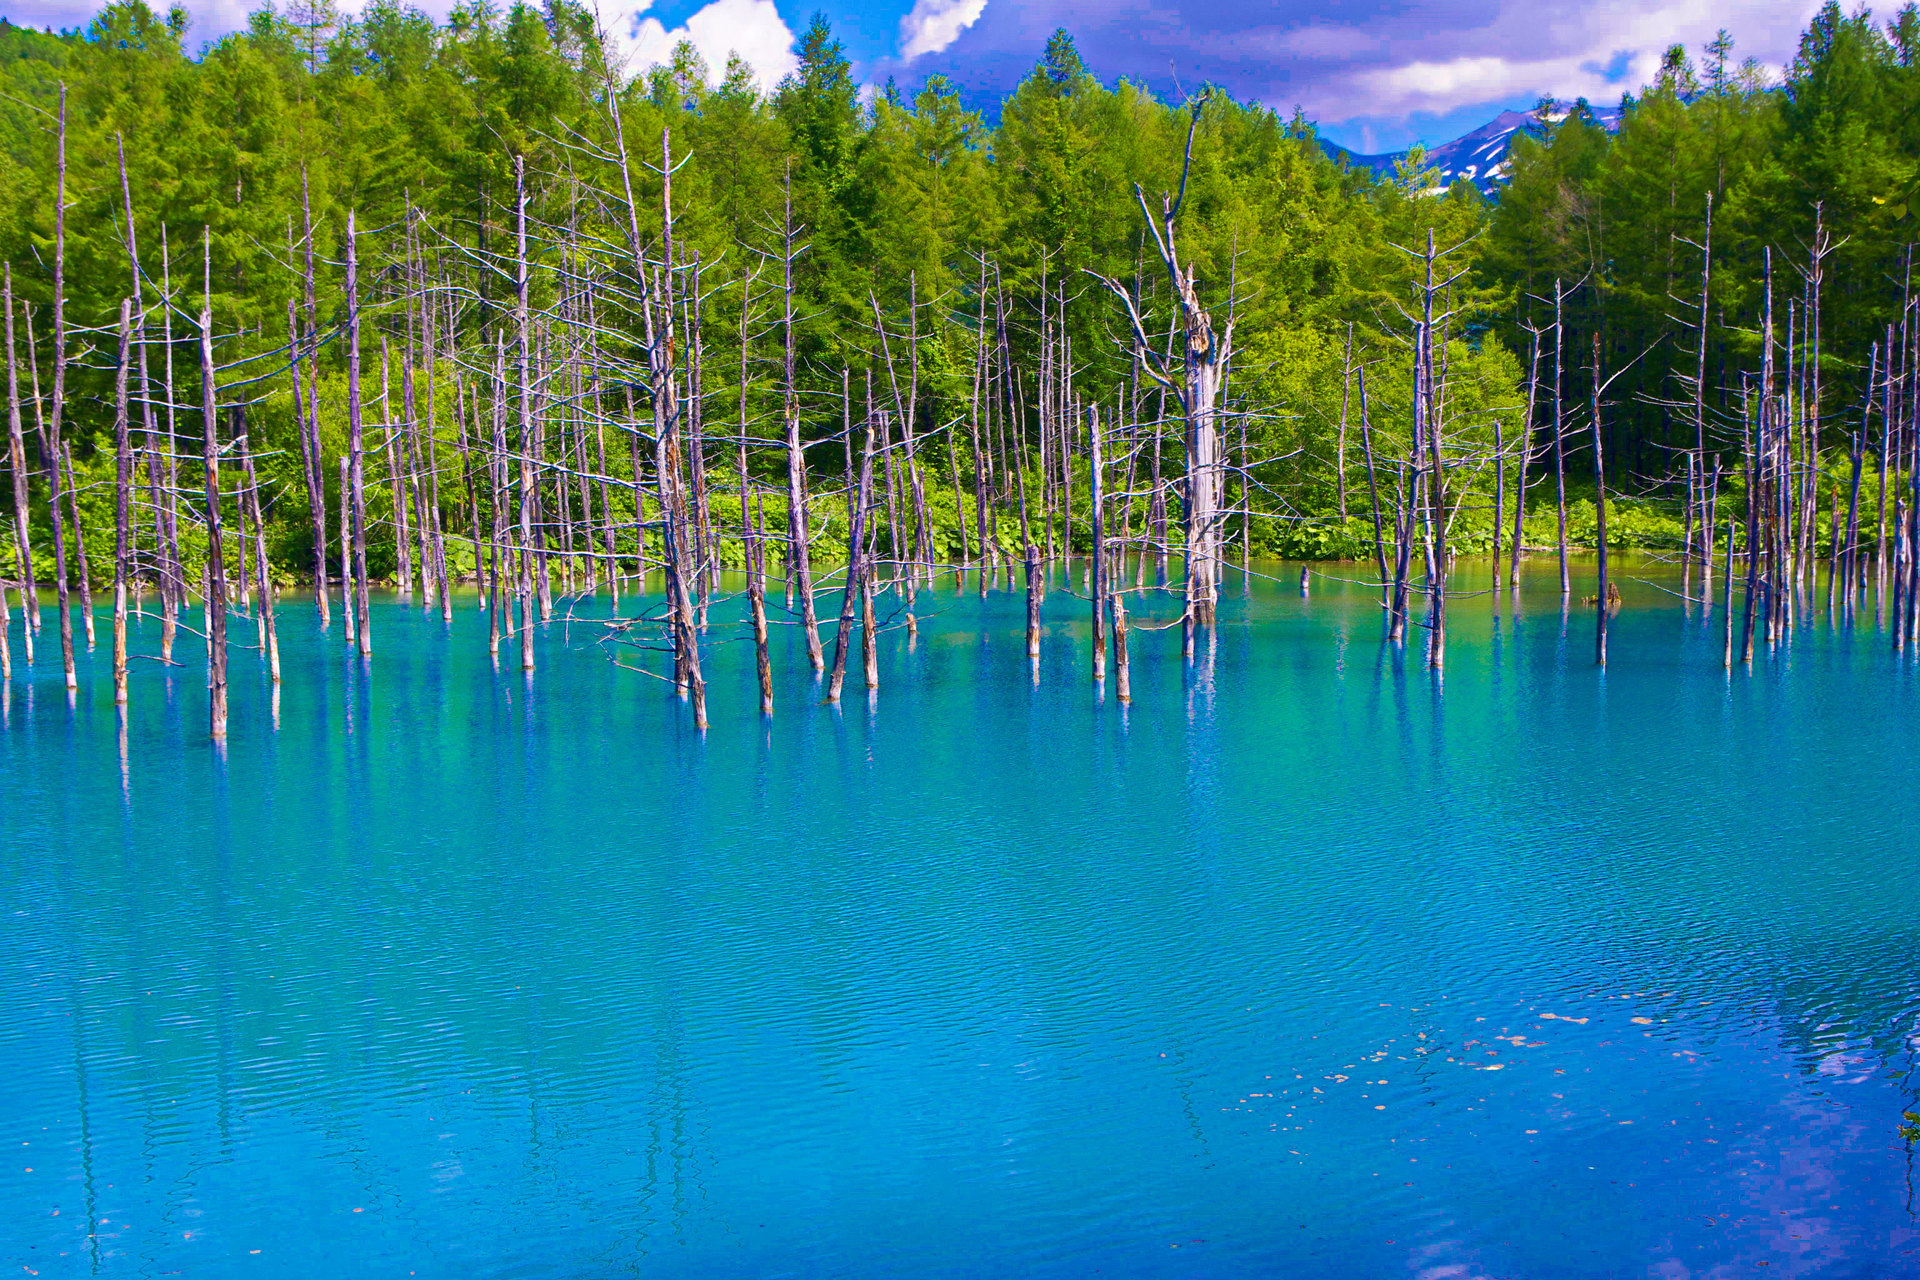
<box><xmin>46</xmin><ymin>88</ymin><xmax>76</xmax><ymax>691</ymax></box>
<box><xmin>1090</xmin><ymin>99</ymin><xmax>1231</xmax><ymax>631</ymax></box>
<box><xmin>201</xmin><ymin>300</ymin><xmax>228</xmax><ymax>739</ymax></box>
<box><xmin>1552</xmin><ymin>281</ymin><xmax>1569</xmax><ymax>599</ymax></box>
<box><xmin>1089</xmin><ymin>403</ymin><xmax>1107</xmax><ymax>684</ymax></box>
<box><xmin>1592</xmin><ymin>334</ymin><xmax>1611</xmax><ymax>667</ymax></box>
<box><xmin>3</xmin><ymin>266</ymin><xmax>35</xmax><ymax>659</ymax></box>
<box><xmin>781</xmin><ymin>181</ymin><xmax>823</xmax><ymax>674</ymax></box>
<box><xmin>300</xmin><ymin>172</ymin><xmax>330</xmax><ymax>625</ymax></box>
<box><xmin>63</xmin><ymin>443</ymin><xmax>93</xmax><ymax>649</ymax></box>
<box><xmin>750</xmin><ymin>493</ymin><xmax>772</xmax><ymax>716</ymax></box>
<box><xmin>515</xmin><ymin>159</ymin><xmax>537</xmax><ymax>673</ymax></box>
<box><xmin>827</xmin><ymin>419</ymin><xmax>874</xmax><ymax>704</ymax></box>
<box><xmin>346</xmin><ymin>212</ymin><xmax>372</xmax><ymax>655</ymax></box>
<box><xmin>112</xmin><ymin>298</ymin><xmax>131</xmax><ymax>703</ymax></box>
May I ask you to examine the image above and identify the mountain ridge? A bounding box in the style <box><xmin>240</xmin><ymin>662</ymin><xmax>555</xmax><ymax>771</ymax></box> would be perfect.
<box><xmin>1321</xmin><ymin>101</ymin><xmax>1625</xmax><ymax>196</ymax></box>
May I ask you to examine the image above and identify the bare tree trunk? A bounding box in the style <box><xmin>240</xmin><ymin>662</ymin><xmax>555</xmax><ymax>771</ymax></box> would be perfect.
<box><xmin>340</xmin><ymin>455</ymin><xmax>356</xmax><ymax>649</ymax></box>
<box><xmin>64</xmin><ymin>444</ymin><xmax>94</xmax><ymax>648</ymax></box>
<box><xmin>1689</xmin><ymin>193</ymin><xmax>1713</xmax><ymax>579</ymax></box>
<box><xmin>201</xmin><ymin>298</ymin><xmax>228</xmax><ymax>738</ymax></box>
<box><xmin>300</xmin><ymin>170</ymin><xmax>329</xmax><ymax>624</ymax></box>
<box><xmin>452</xmin><ymin>371</ymin><xmax>482</xmax><ymax>605</ymax></box>
<box><xmin>1906</xmin><ymin>401</ymin><xmax>1920</xmax><ymax>645</ymax></box>
<box><xmin>1336</xmin><ymin>321</ymin><xmax>1352</xmax><ymax>520</ymax></box>
<box><xmin>1492</xmin><ymin>411</ymin><xmax>1505</xmax><ymax>597</ymax></box>
<box><xmin>400</xmin><ymin>336</ymin><xmax>430</xmax><ymax>610</ymax></box>
<box><xmin>1552</xmin><ymin>280</ymin><xmax>1569</xmax><ymax>598</ymax></box>
<box><xmin>288</xmin><ymin>300</ymin><xmax>328</xmax><ymax>622</ymax></box>
<box><xmin>1181</xmin><ymin>320</ymin><xmax>1224</xmax><ymax>627</ymax></box>
<box><xmin>1088</xmin><ymin>402</ymin><xmax>1106</xmax><ymax>683</ymax></box>
<box><xmin>382</xmin><ymin>339</ymin><xmax>414</xmax><ymax>601</ymax></box>
<box><xmin>1089</xmin><ymin>103</ymin><xmax>1231</xmax><ymax>626</ymax></box>
<box><xmin>735</xmin><ymin>269</ymin><xmax>754</xmax><ymax>594</ymax></box>
<box><xmin>827</xmin><ymin>418</ymin><xmax>873</xmax><ymax>703</ymax></box>
<box><xmin>114</xmin><ymin>135</ymin><xmax>157</xmax><ymax>651</ymax></box>
<box><xmin>1390</xmin><ymin>464</ymin><xmax>1413</xmax><ymax>642</ymax></box>
<box><xmin>751</xmin><ymin>491</ymin><xmax>772</xmax><ymax>716</ymax></box>
<box><xmin>655</xmin><ymin>132</ymin><xmax>705</xmax><ymax>727</ymax></box>
<box><xmin>347</xmin><ymin>212</ymin><xmax>371</xmax><ymax>654</ymax></box>
<box><xmin>47</xmin><ymin>86</ymin><xmax>75</xmax><ymax>691</ymax></box>
<box><xmin>1740</xmin><ymin>387</ymin><xmax>1760</xmax><ymax>665</ymax></box>
<box><xmin>1703</xmin><ymin>459</ymin><xmax>1721</xmax><ymax>610</ymax></box>
<box><xmin>113</xmin><ymin>298</ymin><xmax>132</xmax><ymax>703</ymax></box>
<box><xmin>688</xmin><ymin>255</ymin><xmax>713</xmax><ymax>610</ymax></box>
<box><xmin>488</xmin><ymin>345</ymin><xmax>508</xmax><ymax>659</ymax></box>
<box><xmin>1026</xmin><ymin>539</ymin><xmax>1041</xmax><ymax>677</ymax></box>
<box><xmin>780</xmin><ymin>178</ymin><xmax>823</xmax><ymax>672</ymax></box>
<box><xmin>861</xmin><ymin>556</ymin><xmax>878</xmax><ymax>691</ymax></box>
<box><xmin>238</xmin><ymin>409</ymin><xmax>279</xmax><ymax>683</ymax></box>
<box><xmin>514</xmin><ymin>158</ymin><xmax>539</xmax><ymax>672</ymax></box>
<box><xmin>3</xmin><ymin>266</ymin><xmax>33</xmax><ymax>661</ymax></box>
<box><xmin>157</xmin><ymin>231</ymin><xmax>182</xmax><ymax>660</ymax></box>
<box><xmin>1420</xmin><ymin>233</ymin><xmax>1447</xmax><ymax>668</ymax></box>
<box><xmin>0</xmin><ymin>517</ymin><xmax>9</xmax><ymax>678</ymax></box>
<box><xmin>968</xmin><ymin>258</ymin><xmax>989</xmax><ymax>587</ymax></box>
<box><xmin>1805</xmin><ymin>207</ymin><xmax>1828</xmax><ymax>595</ymax></box>
<box><xmin>1512</xmin><ymin>328</ymin><xmax>1539</xmax><ymax>589</ymax></box>
<box><xmin>1722</xmin><ymin>518</ymin><xmax>1735</xmax><ymax>668</ymax></box>
<box><xmin>28</xmin><ymin>317</ymin><xmax>74</xmax><ymax>689</ymax></box>
<box><xmin>1358</xmin><ymin>367</ymin><xmax>1388</xmax><ymax>611</ymax></box>
<box><xmin>906</xmin><ymin>277</ymin><xmax>930</xmax><ymax>586</ymax></box>
<box><xmin>1592</xmin><ymin>334</ymin><xmax>1611</xmax><ymax>666</ymax></box>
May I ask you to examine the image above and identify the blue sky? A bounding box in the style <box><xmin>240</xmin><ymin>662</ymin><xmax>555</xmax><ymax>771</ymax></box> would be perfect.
<box><xmin>2</xmin><ymin>0</ymin><xmax>1828</xmax><ymax>151</ymax></box>
<box><xmin>623</xmin><ymin>0</ymin><xmax>1825</xmax><ymax>151</ymax></box>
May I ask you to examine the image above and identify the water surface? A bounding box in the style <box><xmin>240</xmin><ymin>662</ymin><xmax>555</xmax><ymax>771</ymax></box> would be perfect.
<box><xmin>4</xmin><ymin>559</ymin><xmax>1919</xmax><ymax>1278</ymax></box>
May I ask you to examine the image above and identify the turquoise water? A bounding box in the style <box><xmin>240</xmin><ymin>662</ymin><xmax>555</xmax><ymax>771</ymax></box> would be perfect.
<box><xmin>3</xmin><ymin>560</ymin><xmax>1919</xmax><ymax>1278</ymax></box>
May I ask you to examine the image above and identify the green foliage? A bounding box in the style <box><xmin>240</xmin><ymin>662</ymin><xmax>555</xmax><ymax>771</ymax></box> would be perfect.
<box><xmin>2</xmin><ymin>2</ymin><xmax>1913</xmax><ymax>586</ymax></box>
<box><xmin>1484</xmin><ymin>16</ymin><xmax>1920</xmax><ymax>490</ymax></box>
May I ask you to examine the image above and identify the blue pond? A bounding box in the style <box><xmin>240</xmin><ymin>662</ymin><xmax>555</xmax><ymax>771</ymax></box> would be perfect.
<box><xmin>3</xmin><ymin>559</ymin><xmax>1918</xmax><ymax>1278</ymax></box>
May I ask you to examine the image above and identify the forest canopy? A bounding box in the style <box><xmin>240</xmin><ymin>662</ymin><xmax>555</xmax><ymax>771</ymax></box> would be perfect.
<box><xmin>0</xmin><ymin>0</ymin><xmax>1915</xmax><ymax>583</ymax></box>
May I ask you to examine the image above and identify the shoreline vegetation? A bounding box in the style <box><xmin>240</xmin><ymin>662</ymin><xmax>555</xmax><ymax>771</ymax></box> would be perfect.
<box><xmin>0</xmin><ymin>490</ymin><xmax>1711</xmax><ymax>589</ymax></box>
<box><xmin>2</xmin><ymin>2</ymin><xmax>1919</xmax><ymax>728</ymax></box>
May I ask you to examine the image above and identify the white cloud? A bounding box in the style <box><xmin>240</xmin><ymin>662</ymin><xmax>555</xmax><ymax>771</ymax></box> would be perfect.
<box><xmin>1310</xmin><ymin>0</ymin><xmax>1817</xmax><ymax>122</ymax></box>
<box><xmin>898</xmin><ymin>0</ymin><xmax>988</xmax><ymax>61</ymax></box>
<box><xmin>1345</xmin><ymin>51</ymin><xmax>1662</xmax><ymax>116</ymax></box>
<box><xmin>613</xmin><ymin>0</ymin><xmax>799</xmax><ymax>94</ymax></box>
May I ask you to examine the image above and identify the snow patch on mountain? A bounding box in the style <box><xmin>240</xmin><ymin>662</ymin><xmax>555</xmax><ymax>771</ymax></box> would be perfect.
<box><xmin>1321</xmin><ymin>101</ymin><xmax>1623</xmax><ymax>196</ymax></box>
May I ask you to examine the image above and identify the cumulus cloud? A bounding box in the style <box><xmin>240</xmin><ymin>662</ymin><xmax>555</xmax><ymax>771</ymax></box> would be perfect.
<box><xmin>1344</xmin><ymin>49</ymin><xmax>1659</xmax><ymax>117</ymax></box>
<box><xmin>613</xmin><ymin>0</ymin><xmax>799</xmax><ymax>93</ymax></box>
<box><xmin>1313</xmin><ymin>0</ymin><xmax>1796</xmax><ymax>121</ymax></box>
<box><xmin>898</xmin><ymin>0</ymin><xmax>989</xmax><ymax>61</ymax></box>
<box><xmin>904</xmin><ymin>0</ymin><xmax>1824</xmax><ymax>149</ymax></box>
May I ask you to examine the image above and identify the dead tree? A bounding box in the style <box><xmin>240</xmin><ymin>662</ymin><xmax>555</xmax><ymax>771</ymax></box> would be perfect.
<box><xmin>1088</xmin><ymin>93</ymin><xmax>1233</xmax><ymax>636</ymax></box>
<box><xmin>827</xmin><ymin>416</ymin><xmax>875</xmax><ymax>703</ymax></box>
<box><xmin>515</xmin><ymin>158</ymin><xmax>539</xmax><ymax>672</ymax></box>
<box><xmin>1088</xmin><ymin>402</ymin><xmax>1106</xmax><ymax>683</ymax></box>
<box><xmin>3</xmin><ymin>266</ymin><xmax>33</xmax><ymax>662</ymax></box>
<box><xmin>46</xmin><ymin>86</ymin><xmax>76</xmax><ymax>691</ymax></box>
<box><xmin>779</xmin><ymin>174</ymin><xmax>824</xmax><ymax>672</ymax></box>
<box><xmin>299</xmin><ymin>170</ymin><xmax>330</xmax><ymax>624</ymax></box>
<box><xmin>347</xmin><ymin>212</ymin><xmax>372</xmax><ymax>654</ymax></box>
<box><xmin>112</xmin><ymin>298</ymin><xmax>131</xmax><ymax>703</ymax></box>
<box><xmin>200</xmin><ymin>288</ymin><xmax>228</xmax><ymax>739</ymax></box>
